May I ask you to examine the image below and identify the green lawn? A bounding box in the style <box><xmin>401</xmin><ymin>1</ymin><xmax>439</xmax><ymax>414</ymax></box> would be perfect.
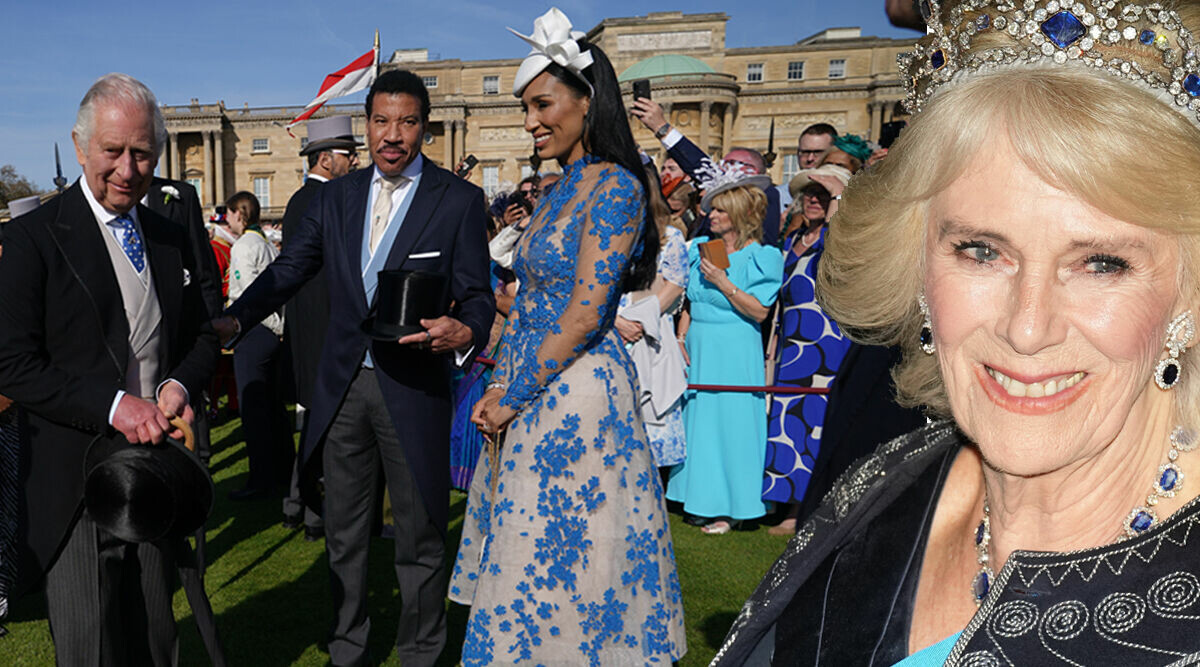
<box><xmin>2</xmin><ymin>415</ymin><xmax>787</xmax><ymax>665</ymax></box>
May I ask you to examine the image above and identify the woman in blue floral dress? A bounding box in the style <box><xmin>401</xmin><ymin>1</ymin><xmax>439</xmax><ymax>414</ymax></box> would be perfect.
<box><xmin>450</xmin><ymin>9</ymin><xmax>686</xmax><ymax>666</ymax></box>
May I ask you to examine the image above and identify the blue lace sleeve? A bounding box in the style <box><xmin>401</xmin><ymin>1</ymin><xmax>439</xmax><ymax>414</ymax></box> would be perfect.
<box><xmin>499</xmin><ymin>164</ymin><xmax>645</xmax><ymax>413</ymax></box>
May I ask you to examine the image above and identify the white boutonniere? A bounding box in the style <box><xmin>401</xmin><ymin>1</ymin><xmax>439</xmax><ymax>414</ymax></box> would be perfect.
<box><xmin>183</xmin><ymin>268</ymin><xmax>192</xmax><ymax>286</ymax></box>
<box><xmin>162</xmin><ymin>185</ymin><xmax>180</xmax><ymax>204</ymax></box>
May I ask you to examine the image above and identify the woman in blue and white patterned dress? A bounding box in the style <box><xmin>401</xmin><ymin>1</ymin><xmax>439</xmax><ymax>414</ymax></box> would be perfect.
<box><xmin>615</xmin><ymin>189</ymin><xmax>689</xmax><ymax>468</ymax></box>
<box><xmin>762</xmin><ymin>171</ymin><xmax>852</xmax><ymax>511</ymax></box>
<box><xmin>450</xmin><ymin>9</ymin><xmax>686</xmax><ymax>666</ymax></box>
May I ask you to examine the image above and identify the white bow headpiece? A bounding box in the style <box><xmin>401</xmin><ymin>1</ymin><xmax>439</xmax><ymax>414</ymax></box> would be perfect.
<box><xmin>508</xmin><ymin>7</ymin><xmax>595</xmax><ymax>97</ymax></box>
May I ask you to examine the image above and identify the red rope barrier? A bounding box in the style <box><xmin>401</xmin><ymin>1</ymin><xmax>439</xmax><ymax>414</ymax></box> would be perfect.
<box><xmin>472</xmin><ymin>357</ymin><xmax>831</xmax><ymax>395</ymax></box>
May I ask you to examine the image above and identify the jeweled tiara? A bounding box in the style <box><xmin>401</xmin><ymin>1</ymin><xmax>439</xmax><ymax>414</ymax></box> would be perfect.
<box><xmin>899</xmin><ymin>0</ymin><xmax>1200</xmax><ymax>126</ymax></box>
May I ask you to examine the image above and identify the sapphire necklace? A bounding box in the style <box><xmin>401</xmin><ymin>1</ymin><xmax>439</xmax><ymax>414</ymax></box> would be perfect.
<box><xmin>972</xmin><ymin>425</ymin><xmax>1195</xmax><ymax>606</ymax></box>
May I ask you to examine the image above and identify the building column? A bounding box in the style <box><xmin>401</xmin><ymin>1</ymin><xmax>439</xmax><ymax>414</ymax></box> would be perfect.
<box><xmin>201</xmin><ymin>131</ymin><xmax>213</xmax><ymax>207</ymax></box>
<box><xmin>869</xmin><ymin>102</ymin><xmax>883</xmax><ymax>141</ymax></box>
<box><xmin>168</xmin><ymin>132</ymin><xmax>180</xmax><ymax>180</ymax></box>
<box><xmin>213</xmin><ymin>129</ymin><xmax>225</xmax><ymax>206</ymax></box>
<box><xmin>444</xmin><ymin>121</ymin><xmax>454</xmax><ymax>168</ymax></box>
<box><xmin>722</xmin><ymin>103</ymin><xmax>735</xmax><ymax>157</ymax></box>
<box><xmin>454</xmin><ymin>120</ymin><xmax>466</xmax><ymax>167</ymax></box>
<box><xmin>699</xmin><ymin>101</ymin><xmax>712</xmax><ymax>157</ymax></box>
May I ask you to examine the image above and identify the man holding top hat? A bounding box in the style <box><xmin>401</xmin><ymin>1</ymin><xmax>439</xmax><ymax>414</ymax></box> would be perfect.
<box><xmin>0</xmin><ymin>73</ymin><xmax>219</xmax><ymax>664</ymax></box>
<box><xmin>280</xmin><ymin>115</ymin><xmax>361</xmax><ymax>538</ymax></box>
<box><xmin>214</xmin><ymin>70</ymin><xmax>493</xmax><ymax>666</ymax></box>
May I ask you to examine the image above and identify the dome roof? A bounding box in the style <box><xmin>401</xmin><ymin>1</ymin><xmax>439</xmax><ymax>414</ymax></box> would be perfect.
<box><xmin>618</xmin><ymin>54</ymin><xmax>716</xmax><ymax>82</ymax></box>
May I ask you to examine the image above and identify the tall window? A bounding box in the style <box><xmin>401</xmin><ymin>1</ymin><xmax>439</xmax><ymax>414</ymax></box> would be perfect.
<box><xmin>787</xmin><ymin>61</ymin><xmax>805</xmax><ymax>80</ymax></box>
<box><xmin>520</xmin><ymin>164</ymin><xmax>535</xmax><ymax>179</ymax></box>
<box><xmin>186</xmin><ymin>177</ymin><xmax>202</xmax><ymax>196</ymax></box>
<box><xmin>482</xmin><ymin>165</ymin><xmax>500</xmax><ymax>197</ymax></box>
<box><xmin>253</xmin><ymin>177</ymin><xmax>270</xmax><ymax>208</ymax></box>
<box><xmin>423</xmin><ymin>75</ymin><xmax>438</xmax><ymax>89</ymax></box>
<box><xmin>252</xmin><ymin>138</ymin><xmax>269</xmax><ymax>153</ymax></box>
<box><xmin>781</xmin><ymin>154</ymin><xmax>800</xmax><ymax>186</ymax></box>
<box><xmin>828</xmin><ymin>59</ymin><xmax>847</xmax><ymax>79</ymax></box>
<box><xmin>746</xmin><ymin>63</ymin><xmax>764</xmax><ymax>82</ymax></box>
<box><xmin>483</xmin><ymin>75</ymin><xmax>500</xmax><ymax>95</ymax></box>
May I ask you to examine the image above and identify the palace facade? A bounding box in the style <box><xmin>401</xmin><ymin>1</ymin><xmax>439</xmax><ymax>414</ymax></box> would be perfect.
<box><xmin>159</xmin><ymin>11</ymin><xmax>916</xmax><ymax>220</ymax></box>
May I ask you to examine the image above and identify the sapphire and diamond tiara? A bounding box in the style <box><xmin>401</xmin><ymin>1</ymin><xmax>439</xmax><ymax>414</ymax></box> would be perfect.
<box><xmin>900</xmin><ymin>0</ymin><xmax>1200</xmax><ymax>125</ymax></box>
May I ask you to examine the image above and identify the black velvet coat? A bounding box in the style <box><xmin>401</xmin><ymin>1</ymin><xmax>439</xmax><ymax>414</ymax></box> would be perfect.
<box><xmin>715</xmin><ymin>422</ymin><xmax>1200</xmax><ymax>665</ymax></box>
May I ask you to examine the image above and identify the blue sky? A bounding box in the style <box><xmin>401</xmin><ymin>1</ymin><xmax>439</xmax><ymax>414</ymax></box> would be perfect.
<box><xmin>1</xmin><ymin>0</ymin><xmax>917</xmax><ymax>191</ymax></box>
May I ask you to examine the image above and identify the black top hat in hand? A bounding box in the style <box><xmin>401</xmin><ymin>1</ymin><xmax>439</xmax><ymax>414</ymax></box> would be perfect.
<box><xmin>362</xmin><ymin>270</ymin><xmax>450</xmax><ymax>341</ymax></box>
<box><xmin>84</xmin><ymin>420</ymin><xmax>214</xmax><ymax>543</ymax></box>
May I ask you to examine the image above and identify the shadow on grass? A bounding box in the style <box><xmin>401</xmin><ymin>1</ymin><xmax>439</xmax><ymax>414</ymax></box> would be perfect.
<box><xmin>700</xmin><ymin>611</ymin><xmax>737</xmax><ymax>652</ymax></box>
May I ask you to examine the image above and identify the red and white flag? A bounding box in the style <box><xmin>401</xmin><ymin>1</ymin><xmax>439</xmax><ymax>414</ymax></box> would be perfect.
<box><xmin>285</xmin><ymin>44</ymin><xmax>378</xmax><ymax>131</ymax></box>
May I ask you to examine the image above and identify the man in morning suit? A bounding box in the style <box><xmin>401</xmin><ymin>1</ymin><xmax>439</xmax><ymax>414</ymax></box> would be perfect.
<box><xmin>631</xmin><ymin>97</ymin><xmax>782</xmax><ymax>246</ymax></box>
<box><xmin>214</xmin><ymin>70</ymin><xmax>493</xmax><ymax>667</ymax></box>
<box><xmin>280</xmin><ymin>115</ymin><xmax>361</xmax><ymax>538</ymax></box>
<box><xmin>0</xmin><ymin>73</ymin><xmax>218</xmax><ymax>664</ymax></box>
<box><xmin>145</xmin><ymin>177</ymin><xmax>223</xmax><ymax>316</ymax></box>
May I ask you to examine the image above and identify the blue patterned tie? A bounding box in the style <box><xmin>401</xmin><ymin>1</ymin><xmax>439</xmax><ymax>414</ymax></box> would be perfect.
<box><xmin>112</xmin><ymin>214</ymin><xmax>146</xmax><ymax>272</ymax></box>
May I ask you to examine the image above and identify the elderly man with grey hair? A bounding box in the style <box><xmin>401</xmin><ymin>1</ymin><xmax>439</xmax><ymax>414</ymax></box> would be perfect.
<box><xmin>0</xmin><ymin>73</ymin><xmax>219</xmax><ymax>664</ymax></box>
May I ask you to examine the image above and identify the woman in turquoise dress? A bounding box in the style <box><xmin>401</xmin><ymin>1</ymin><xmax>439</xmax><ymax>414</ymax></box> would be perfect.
<box><xmin>450</xmin><ymin>9</ymin><xmax>686</xmax><ymax>665</ymax></box>
<box><xmin>667</xmin><ymin>173</ymin><xmax>784</xmax><ymax>534</ymax></box>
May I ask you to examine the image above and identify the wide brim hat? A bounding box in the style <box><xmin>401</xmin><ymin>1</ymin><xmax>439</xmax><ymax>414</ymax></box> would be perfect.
<box><xmin>788</xmin><ymin>164</ymin><xmax>853</xmax><ymax>198</ymax></box>
<box><xmin>83</xmin><ymin>424</ymin><xmax>213</xmax><ymax>543</ymax></box>
<box><xmin>300</xmin><ymin>115</ymin><xmax>362</xmax><ymax>156</ymax></box>
<box><xmin>699</xmin><ymin>173</ymin><xmax>772</xmax><ymax>214</ymax></box>
<box><xmin>361</xmin><ymin>269</ymin><xmax>450</xmax><ymax>341</ymax></box>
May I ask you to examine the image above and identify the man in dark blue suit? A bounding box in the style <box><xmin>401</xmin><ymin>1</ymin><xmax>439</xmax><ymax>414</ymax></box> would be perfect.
<box><xmin>632</xmin><ymin>97</ymin><xmax>781</xmax><ymax>245</ymax></box>
<box><xmin>215</xmin><ymin>70</ymin><xmax>493</xmax><ymax>667</ymax></box>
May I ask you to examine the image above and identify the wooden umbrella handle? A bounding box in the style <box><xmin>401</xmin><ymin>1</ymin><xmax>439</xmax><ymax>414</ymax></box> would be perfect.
<box><xmin>169</xmin><ymin>416</ymin><xmax>196</xmax><ymax>452</ymax></box>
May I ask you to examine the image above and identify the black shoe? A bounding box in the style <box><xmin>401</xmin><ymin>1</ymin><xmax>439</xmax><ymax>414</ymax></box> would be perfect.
<box><xmin>227</xmin><ymin>487</ymin><xmax>272</xmax><ymax>502</ymax></box>
<box><xmin>282</xmin><ymin>513</ymin><xmax>302</xmax><ymax>530</ymax></box>
<box><xmin>304</xmin><ymin>525</ymin><xmax>325</xmax><ymax>542</ymax></box>
<box><xmin>683</xmin><ymin>514</ymin><xmax>711</xmax><ymax>527</ymax></box>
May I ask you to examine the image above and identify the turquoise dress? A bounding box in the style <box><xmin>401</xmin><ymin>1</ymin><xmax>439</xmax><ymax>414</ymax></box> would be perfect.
<box><xmin>667</xmin><ymin>239</ymin><xmax>783</xmax><ymax>520</ymax></box>
<box><xmin>892</xmin><ymin>632</ymin><xmax>960</xmax><ymax>666</ymax></box>
<box><xmin>450</xmin><ymin>156</ymin><xmax>686</xmax><ymax>666</ymax></box>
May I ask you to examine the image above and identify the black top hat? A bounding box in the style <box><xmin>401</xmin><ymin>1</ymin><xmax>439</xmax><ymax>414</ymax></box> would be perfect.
<box><xmin>83</xmin><ymin>425</ymin><xmax>213</xmax><ymax>543</ymax></box>
<box><xmin>361</xmin><ymin>270</ymin><xmax>450</xmax><ymax>340</ymax></box>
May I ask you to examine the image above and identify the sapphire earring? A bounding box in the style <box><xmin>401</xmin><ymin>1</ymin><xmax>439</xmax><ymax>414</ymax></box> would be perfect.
<box><xmin>918</xmin><ymin>294</ymin><xmax>935</xmax><ymax>355</ymax></box>
<box><xmin>1156</xmin><ymin>311</ymin><xmax>1196</xmax><ymax>390</ymax></box>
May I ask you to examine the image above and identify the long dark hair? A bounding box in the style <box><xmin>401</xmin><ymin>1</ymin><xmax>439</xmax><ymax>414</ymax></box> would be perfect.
<box><xmin>544</xmin><ymin>41</ymin><xmax>658</xmax><ymax>292</ymax></box>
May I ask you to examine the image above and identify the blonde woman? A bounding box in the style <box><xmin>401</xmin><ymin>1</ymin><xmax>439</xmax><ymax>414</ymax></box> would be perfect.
<box><xmin>667</xmin><ymin>171</ymin><xmax>783</xmax><ymax>534</ymax></box>
<box><xmin>716</xmin><ymin>0</ymin><xmax>1200</xmax><ymax>663</ymax></box>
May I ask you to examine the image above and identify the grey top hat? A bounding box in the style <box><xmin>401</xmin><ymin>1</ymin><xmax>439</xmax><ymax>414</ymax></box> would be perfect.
<box><xmin>300</xmin><ymin>115</ymin><xmax>362</xmax><ymax>156</ymax></box>
<box><xmin>8</xmin><ymin>195</ymin><xmax>42</xmax><ymax>218</ymax></box>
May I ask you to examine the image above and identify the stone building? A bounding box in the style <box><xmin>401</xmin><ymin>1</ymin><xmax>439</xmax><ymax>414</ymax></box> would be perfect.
<box><xmin>159</xmin><ymin>11</ymin><xmax>915</xmax><ymax>220</ymax></box>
